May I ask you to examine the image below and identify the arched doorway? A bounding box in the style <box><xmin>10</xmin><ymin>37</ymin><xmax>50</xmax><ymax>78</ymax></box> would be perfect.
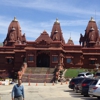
<box><xmin>37</xmin><ymin>53</ymin><xmax>50</xmax><ymax>67</ymax></box>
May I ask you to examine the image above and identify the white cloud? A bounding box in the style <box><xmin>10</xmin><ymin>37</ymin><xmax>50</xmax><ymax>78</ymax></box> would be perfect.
<box><xmin>60</xmin><ymin>19</ymin><xmax>88</xmax><ymax>26</ymax></box>
<box><xmin>1</xmin><ymin>0</ymin><xmax>100</xmax><ymax>17</ymax></box>
<box><xmin>0</xmin><ymin>0</ymin><xmax>100</xmax><ymax>44</ymax></box>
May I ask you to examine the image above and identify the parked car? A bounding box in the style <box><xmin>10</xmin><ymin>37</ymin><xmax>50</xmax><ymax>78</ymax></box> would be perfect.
<box><xmin>77</xmin><ymin>72</ymin><xmax>93</xmax><ymax>78</ymax></box>
<box><xmin>95</xmin><ymin>72</ymin><xmax>100</xmax><ymax>79</ymax></box>
<box><xmin>80</xmin><ymin>78</ymin><xmax>94</xmax><ymax>97</ymax></box>
<box><xmin>88</xmin><ymin>79</ymin><xmax>100</xmax><ymax>99</ymax></box>
<box><xmin>69</xmin><ymin>77</ymin><xmax>85</xmax><ymax>90</ymax></box>
<box><xmin>74</xmin><ymin>78</ymin><xmax>92</xmax><ymax>94</ymax></box>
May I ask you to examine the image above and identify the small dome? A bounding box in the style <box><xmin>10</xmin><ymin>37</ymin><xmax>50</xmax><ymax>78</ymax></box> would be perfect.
<box><xmin>66</xmin><ymin>37</ymin><xmax>74</xmax><ymax>45</ymax></box>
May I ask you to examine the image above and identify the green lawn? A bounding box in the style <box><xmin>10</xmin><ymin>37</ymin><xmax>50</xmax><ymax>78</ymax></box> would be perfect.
<box><xmin>64</xmin><ymin>68</ymin><xmax>87</xmax><ymax>78</ymax></box>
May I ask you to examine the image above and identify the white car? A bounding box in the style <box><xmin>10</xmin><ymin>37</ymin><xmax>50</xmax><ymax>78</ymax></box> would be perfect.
<box><xmin>88</xmin><ymin>79</ymin><xmax>100</xmax><ymax>99</ymax></box>
<box><xmin>77</xmin><ymin>72</ymin><xmax>93</xmax><ymax>78</ymax></box>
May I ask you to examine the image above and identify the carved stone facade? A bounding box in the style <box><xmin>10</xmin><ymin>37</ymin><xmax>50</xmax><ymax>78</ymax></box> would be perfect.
<box><xmin>0</xmin><ymin>17</ymin><xmax>100</xmax><ymax>78</ymax></box>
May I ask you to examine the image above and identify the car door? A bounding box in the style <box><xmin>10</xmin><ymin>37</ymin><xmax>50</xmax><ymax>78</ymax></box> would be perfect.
<box><xmin>88</xmin><ymin>80</ymin><xmax>98</xmax><ymax>95</ymax></box>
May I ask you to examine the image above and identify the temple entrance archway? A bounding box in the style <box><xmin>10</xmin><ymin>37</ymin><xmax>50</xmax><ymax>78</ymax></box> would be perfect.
<box><xmin>36</xmin><ymin>53</ymin><xmax>50</xmax><ymax>67</ymax></box>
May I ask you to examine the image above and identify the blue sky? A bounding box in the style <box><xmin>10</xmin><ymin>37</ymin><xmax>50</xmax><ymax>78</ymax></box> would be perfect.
<box><xmin>0</xmin><ymin>0</ymin><xmax>100</xmax><ymax>44</ymax></box>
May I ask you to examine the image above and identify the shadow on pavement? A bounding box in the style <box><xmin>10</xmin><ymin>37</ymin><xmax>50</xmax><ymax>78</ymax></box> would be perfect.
<box><xmin>64</xmin><ymin>89</ymin><xmax>97</xmax><ymax>100</ymax></box>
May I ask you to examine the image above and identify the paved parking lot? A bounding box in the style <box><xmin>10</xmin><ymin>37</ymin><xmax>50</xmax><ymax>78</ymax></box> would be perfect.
<box><xmin>0</xmin><ymin>82</ymin><xmax>98</xmax><ymax>100</ymax></box>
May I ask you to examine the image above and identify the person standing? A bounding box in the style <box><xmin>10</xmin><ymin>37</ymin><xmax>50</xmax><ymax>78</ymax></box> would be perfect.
<box><xmin>11</xmin><ymin>79</ymin><xmax>25</xmax><ymax>100</ymax></box>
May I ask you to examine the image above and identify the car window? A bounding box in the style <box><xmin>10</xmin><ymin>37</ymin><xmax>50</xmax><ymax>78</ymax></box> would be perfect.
<box><xmin>86</xmin><ymin>73</ymin><xmax>91</xmax><ymax>75</ymax></box>
<box><xmin>91</xmin><ymin>80</ymin><xmax>98</xmax><ymax>85</ymax></box>
<box><xmin>78</xmin><ymin>74</ymin><xmax>84</xmax><ymax>76</ymax></box>
<box><xmin>96</xmin><ymin>73</ymin><xmax>100</xmax><ymax>76</ymax></box>
<box><xmin>70</xmin><ymin>78</ymin><xmax>84</xmax><ymax>83</ymax></box>
<box><xmin>77</xmin><ymin>78</ymin><xmax>84</xmax><ymax>82</ymax></box>
<box><xmin>82</xmin><ymin>79</ymin><xmax>93</xmax><ymax>84</ymax></box>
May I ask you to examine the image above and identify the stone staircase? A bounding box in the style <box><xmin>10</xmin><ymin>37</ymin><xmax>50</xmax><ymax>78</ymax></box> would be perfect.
<box><xmin>22</xmin><ymin>67</ymin><xmax>55</xmax><ymax>83</ymax></box>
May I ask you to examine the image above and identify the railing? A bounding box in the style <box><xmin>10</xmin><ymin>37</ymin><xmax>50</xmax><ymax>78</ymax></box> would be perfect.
<box><xmin>17</xmin><ymin>62</ymin><xmax>27</xmax><ymax>79</ymax></box>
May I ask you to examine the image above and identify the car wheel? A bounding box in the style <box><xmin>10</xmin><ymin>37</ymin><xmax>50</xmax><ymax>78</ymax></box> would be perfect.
<box><xmin>84</xmin><ymin>94</ymin><xmax>89</xmax><ymax>97</ymax></box>
<box><xmin>81</xmin><ymin>92</ymin><xmax>83</xmax><ymax>95</ymax></box>
<box><xmin>75</xmin><ymin>88</ymin><xmax>78</xmax><ymax>93</ymax></box>
<box><xmin>73</xmin><ymin>87</ymin><xmax>75</xmax><ymax>91</ymax></box>
<box><xmin>97</xmin><ymin>96</ymin><xmax>100</xmax><ymax>99</ymax></box>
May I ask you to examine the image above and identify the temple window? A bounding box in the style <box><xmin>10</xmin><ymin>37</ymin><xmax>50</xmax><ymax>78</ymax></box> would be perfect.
<box><xmin>90</xmin><ymin>60</ymin><xmax>95</xmax><ymax>64</ymax></box>
<box><xmin>89</xmin><ymin>58</ymin><xmax>97</xmax><ymax>65</ymax></box>
<box><xmin>29</xmin><ymin>56</ymin><xmax>33</xmax><ymax>61</ymax></box>
<box><xmin>28</xmin><ymin>54</ymin><xmax>34</xmax><ymax>62</ymax></box>
<box><xmin>5</xmin><ymin>56</ymin><xmax>14</xmax><ymax>64</ymax></box>
<box><xmin>7</xmin><ymin>58</ymin><xmax>13</xmax><ymax>64</ymax></box>
<box><xmin>66</xmin><ymin>58</ymin><xmax>72</xmax><ymax>63</ymax></box>
<box><xmin>52</xmin><ymin>55</ymin><xmax>58</xmax><ymax>62</ymax></box>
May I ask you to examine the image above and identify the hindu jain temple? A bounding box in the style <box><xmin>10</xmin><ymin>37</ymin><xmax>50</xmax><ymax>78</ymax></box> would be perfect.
<box><xmin>0</xmin><ymin>17</ymin><xmax>100</xmax><ymax>81</ymax></box>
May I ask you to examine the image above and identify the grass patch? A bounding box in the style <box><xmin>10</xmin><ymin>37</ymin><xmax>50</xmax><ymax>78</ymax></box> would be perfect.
<box><xmin>64</xmin><ymin>68</ymin><xmax>86</xmax><ymax>78</ymax></box>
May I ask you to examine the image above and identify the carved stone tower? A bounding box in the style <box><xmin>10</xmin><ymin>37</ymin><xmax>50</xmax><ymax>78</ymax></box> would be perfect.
<box><xmin>3</xmin><ymin>17</ymin><xmax>26</xmax><ymax>46</ymax></box>
<box><xmin>50</xmin><ymin>19</ymin><xmax>65</xmax><ymax>44</ymax></box>
<box><xmin>84</xmin><ymin>17</ymin><xmax>99</xmax><ymax>47</ymax></box>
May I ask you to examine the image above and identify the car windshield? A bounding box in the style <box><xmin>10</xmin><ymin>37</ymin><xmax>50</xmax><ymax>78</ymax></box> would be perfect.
<box><xmin>78</xmin><ymin>74</ymin><xmax>84</xmax><ymax>77</ymax></box>
<box><xmin>82</xmin><ymin>79</ymin><xmax>93</xmax><ymax>84</ymax></box>
<box><xmin>71</xmin><ymin>78</ymin><xmax>84</xmax><ymax>84</ymax></box>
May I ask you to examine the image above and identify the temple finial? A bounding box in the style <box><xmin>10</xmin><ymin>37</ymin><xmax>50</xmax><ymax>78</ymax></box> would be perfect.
<box><xmin>69</xmin><ymin>33</ymin><xmax>72</xmax><ymax>40</ymax></box>
<box><xmin>13</xmin><ymin>17</ymin><xmax>17</xmax><ymax>21</ymax></box>
<box><xmin>43</xmin><ymin>30</ymin><xmax>46</xmax><ymax>32</ymax></box>
<box><xmin>90</xmin><ymin>17</ymin><xmax>95</xmax><ymax>21</ymax></box>
<box><xmin>55</xmin><ymin>18</ymin><xmax>59</xmax><ymax>23</ymax></box>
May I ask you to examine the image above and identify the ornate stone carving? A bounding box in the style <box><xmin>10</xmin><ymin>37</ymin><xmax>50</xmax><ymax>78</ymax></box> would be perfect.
<box><xmin>37</xmin><ymin>40</ymin><xmax>49</xmax><ymax>47</ymax></box>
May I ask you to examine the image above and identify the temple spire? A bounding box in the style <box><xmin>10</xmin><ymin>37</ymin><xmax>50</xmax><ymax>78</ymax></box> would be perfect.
<box><xmin>50</xmin><ymin>18</ymin><xmax>65</xmax><ymax>44</ymax></box>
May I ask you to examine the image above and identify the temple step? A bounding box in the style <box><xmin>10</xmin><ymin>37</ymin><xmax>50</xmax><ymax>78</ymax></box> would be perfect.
<box><xmin>22</xmin><ymin>67</ymin><xmax>55</xmax><ymax>83</ymax></box>
<box><xmin>24</xmin><ymin>67</ymin><xmax>55</xmax><ymax>74</ymax></box>
<box><xmin>22</xmin><ymin>74</ymin><xmax>54</xmax><ymax>83</ymax></box>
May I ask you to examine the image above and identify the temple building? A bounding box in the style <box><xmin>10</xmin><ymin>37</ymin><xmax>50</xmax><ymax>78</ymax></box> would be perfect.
<box><xmin>0</xmin><ymin>17</ymin><xmax>100</xmax><ymax>78</ymax></box>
